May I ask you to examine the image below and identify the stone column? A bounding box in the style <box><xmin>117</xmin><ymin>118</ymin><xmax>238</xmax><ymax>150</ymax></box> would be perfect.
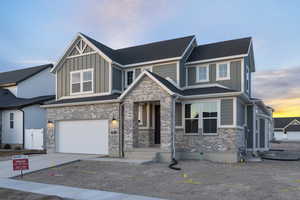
<box><xmin>160</xmin><ymin>96</ymin><xmax>173</xmax><ymax>152</ymax></box>
<box><xmin>124</xmin><ymin>102</ymin><xmax>140</xmax><ymax>151</ymax></box>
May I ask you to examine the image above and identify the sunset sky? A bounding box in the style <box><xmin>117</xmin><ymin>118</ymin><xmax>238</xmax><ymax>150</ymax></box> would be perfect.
<box><xmin>0</xmin><ymin>0</ymin><xmax>300</xmax><ymax>117</ymax></box>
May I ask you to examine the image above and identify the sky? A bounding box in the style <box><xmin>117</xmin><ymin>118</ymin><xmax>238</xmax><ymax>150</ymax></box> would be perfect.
<box><xmin>0</xmin><ymin>0</ymin><xmax>300</xmax><ymax>117</ymax></box>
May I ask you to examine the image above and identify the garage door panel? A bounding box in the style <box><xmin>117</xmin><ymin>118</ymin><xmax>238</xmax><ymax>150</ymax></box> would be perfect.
<box><xmin>57</xmin><ymin>120</ymin><xmax>108</xmax><ymax>154</ymax></box>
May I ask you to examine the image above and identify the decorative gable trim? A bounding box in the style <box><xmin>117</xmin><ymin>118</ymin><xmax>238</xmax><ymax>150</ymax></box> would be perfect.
<box><xmin>283</xmin><ymin>119</ymin><xmax>300</xmax><ymax>130</ymax></box>
<box><xmin>51</xmin><ymin>33</ymin><xmax>115</xmax><ymax>73</ymax></box>
<box><xmin>119</xmin><ymin>70</ymin><xmax>176</xmax><ymax>100</ymax></box>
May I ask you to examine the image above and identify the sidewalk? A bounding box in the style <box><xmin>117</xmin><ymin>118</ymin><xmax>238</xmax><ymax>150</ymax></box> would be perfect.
<box><xmin>0</xmin><ymin>178</ymin><xmax>165</xmax><ymax>200</ymax></box>
<box><xmin>0</xmin><ymin>153</ymin><xmax>98</xmax><ymax>178</ymax></box>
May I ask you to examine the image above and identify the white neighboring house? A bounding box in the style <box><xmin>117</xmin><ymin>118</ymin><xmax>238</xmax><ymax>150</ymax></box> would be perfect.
<box><xmin>274</xmin><ymin>117</ymin><xmax>300</xmax><ymax>141</ymax></box>
<box><xmin>0</xmin><ymin>64</ymin><xmax>55</xmax><ymax>149</ymax></box>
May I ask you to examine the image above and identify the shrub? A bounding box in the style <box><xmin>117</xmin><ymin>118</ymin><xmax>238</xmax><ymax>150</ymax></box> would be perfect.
<box><xmin>3</xmin><ymin>144</ymin><xmax>11</xmax><ymax>149</ymax></box>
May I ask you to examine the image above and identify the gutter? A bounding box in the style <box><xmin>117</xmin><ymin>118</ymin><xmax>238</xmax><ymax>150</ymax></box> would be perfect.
<box><xmin>177</xmin><ymin>91</ymin><xmax>243</xmax><ymax>100</ymax></box>
<box><xmin>41</xmin><ymin>99</ymin><xmax>120</xmax><ymax>108</ymax></box>
<box><xmin>18</xmin><ymin>108</ymin><xmax>25</xmax><ymax>149</ymax></box>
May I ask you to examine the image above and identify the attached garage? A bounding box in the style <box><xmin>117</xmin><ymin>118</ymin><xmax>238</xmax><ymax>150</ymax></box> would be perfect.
<box><xmin>56</xmin><ymin>120</ymin><xmax>109</xmax><ymax>154</ymax></box>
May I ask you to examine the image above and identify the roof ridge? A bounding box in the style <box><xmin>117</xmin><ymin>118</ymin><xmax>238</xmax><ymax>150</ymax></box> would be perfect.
<box><xmin>115</xmin><ymin>35</ymin><xmax>195</xmax><ymax>51</ymax></box>
<box><xmin>0</xmin><ymin>63</ymin><xmax>53</xmax><ymax>74</ymax></box>
<box><xmin>197</xmin><ymin>37</ymin><xmax>252</xmax><ymax>47</ymax></box>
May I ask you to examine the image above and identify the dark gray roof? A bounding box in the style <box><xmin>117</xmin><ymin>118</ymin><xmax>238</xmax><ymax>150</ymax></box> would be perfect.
<box><xmin>45</xmin><ymin>93</ymin><xmax>120</xmax><ymax>105</ymax></box>
<box><xmin>81</xmin><ymin>33</ymin><xmax>194</xmax><ymax>65</ymax></box>
<box><xmin>0</xmin><ymin>64</ymin><xmax>53</xmax><ymax>86</ymax></box>
<box><xmin>187</xmin><ymin>37</ymin><xmax>251</xmax><ymax>62</ymax></box>
<box><xmin>148</xmin><ymin>71</ymin><xmax>236</xmax><ymax>96</ymax></box>
<box><xmin>0</xmin><ymin>89</ymin><xmax>54</xmax><ymax>109</ymax></box>
<box><xmin>274</xmin><ymin>117</ymin><xmax>300</xmax><ymax>131</ymax></box>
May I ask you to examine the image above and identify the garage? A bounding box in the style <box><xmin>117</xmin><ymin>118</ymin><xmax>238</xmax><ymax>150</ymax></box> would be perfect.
<box><xmin>56</xmin><ymin>120</ymin><xmax>109</xmax><ymax>154</ymax></box>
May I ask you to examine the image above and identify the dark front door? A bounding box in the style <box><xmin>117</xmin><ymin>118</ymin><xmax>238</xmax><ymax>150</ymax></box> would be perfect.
<box><xmin>154</xmin><ymin>105</ymin><xmax>161</xmax><ymax>144</ymax></box>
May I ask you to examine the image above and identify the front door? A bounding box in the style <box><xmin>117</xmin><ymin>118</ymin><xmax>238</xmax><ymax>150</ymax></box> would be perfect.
<box><xmin>154</xmin><ymin>105</ymin><xmax>161</xmax><ymax>144</ymax></box>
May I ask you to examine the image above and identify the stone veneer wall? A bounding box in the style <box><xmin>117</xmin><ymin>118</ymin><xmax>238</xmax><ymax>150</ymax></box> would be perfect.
<box><xmin>122</xmin><ymin>76</ymin><xmax>174</xmax><ymax>152</ymax></box>
<box><xmin>46</xmin><ymin>103</ymin><xmax>120</xmax><ymax>156</ymax></box>
<box><xmin>137</xmin><ymin>128</ymin><xmax>155</xmax><ymax>147</ymax></box>
<box><xmin>175</xmin><ymin>127</ymin><xmax>245</xmax><ymax>153</ymax></box>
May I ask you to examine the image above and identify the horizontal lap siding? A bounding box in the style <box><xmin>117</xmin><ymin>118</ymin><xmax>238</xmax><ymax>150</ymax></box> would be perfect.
<box><xmin>57</xmin><ymin>53</ymin><xmax>109</xmax><ymax>98</ymax></box>
<box><xmin>187</xmin><ymin>60</ymin><xmax>242</xmax><ymax>91</ymax></box>
<box><xmin>221</xmin><ymin>99</ymin><xmax>233</xmax><ymax>125</ymax></box>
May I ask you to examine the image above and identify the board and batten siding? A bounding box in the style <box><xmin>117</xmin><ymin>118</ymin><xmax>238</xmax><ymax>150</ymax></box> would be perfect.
<box><xmin>187</xmin><ymin>60</ymin><xmax>242</xmax><ymax>91</ymax></box>
<box><xmin>237</xmin><ymin>99</ymin><xmax>245</xmax><ymax>126</ymax></box>
<box><xmin>57</xmin><ymin>53</ymin><xmax>110</xmax><ymax>99</ymax></box>
<box><xmin>220</xmin><ymin>99</ymin><xmax>234</xmax><ymax>125</ymax></box>
<box><xmin>152</xmin><ymin>63</ymin><xmax>177</xmax><ymax>83</ymax></box>
<box><xmin>181</xmin><ymin>40</ymin><xmax>197</xmax><ymax>87</ymax></box>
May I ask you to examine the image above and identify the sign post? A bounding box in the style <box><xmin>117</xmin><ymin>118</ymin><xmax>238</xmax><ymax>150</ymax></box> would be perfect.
<box><xmin>12</xmin><ymin>155</ymin><xmax>29</xmax><ymax>178</ymax></box>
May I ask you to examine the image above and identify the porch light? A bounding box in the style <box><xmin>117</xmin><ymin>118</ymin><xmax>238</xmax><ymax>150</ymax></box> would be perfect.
<box><xmin>47</xmin><ymin>121</ymin><xmax>54</xmax><ymax>129</ymax></box>
<box><xmin>111</xmin><ymin>117</ymin><xmax>118</xmax><ymax>129</ymax></box>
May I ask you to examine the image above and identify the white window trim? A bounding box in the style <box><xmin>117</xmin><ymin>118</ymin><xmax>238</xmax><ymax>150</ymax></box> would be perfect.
<box><xmin>246</xmin><ymin>64</ymin><xmax>250</xmax><ymax>93</ymax></box>
<box><xmin>70</xmin><ymin>69</ymin><xmax>94</xmax><ymax>95</ymax></box>
<box><xmin>125</xmin><ymin>69</ymin><xmax>135</xmax><ymax>88</ymax></box>
<box><xmin>183</xmin><ymin>100</ymin><xmax>220</xmax><ymax>135</ymax></box>
<box><xmin>196</xmin><ymin>65</ymin><xmax>209</xmax><ymax>83</ymax></box>
<box><xmin>216</xmin><ymin>62</ymin><xmax>230</xmax><ymax>81</ymax></box>
<box><xmin>138</xmin><ymin>103</ymin><xmax>144</xmax><ymax>126</ymax></box>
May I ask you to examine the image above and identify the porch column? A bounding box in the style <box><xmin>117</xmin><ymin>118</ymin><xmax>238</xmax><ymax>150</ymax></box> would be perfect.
<box><xmin>123</xmin><ymin>102</ymin><xmax>139</xmax><ymax>151</ymax></box>
<box><xmin>160</xmin><ymin>96</ymin><xmax>174</xmax><ymax>152</ymax></box>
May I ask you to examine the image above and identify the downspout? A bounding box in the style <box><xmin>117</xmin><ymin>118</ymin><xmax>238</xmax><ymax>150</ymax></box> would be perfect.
<box><xmin>169</xmin><ymin>95</ymin><xmax>181</xmax><ymax>170</ymax></box>
<box><xmin>119</xmin><ymin>102</ymin><xmax>125</xmax><ymax>158</ymax></box>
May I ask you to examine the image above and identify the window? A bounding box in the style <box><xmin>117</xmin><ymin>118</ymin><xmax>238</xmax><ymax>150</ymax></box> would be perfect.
<box><xmin>217</xmin><ymin>62</ymin><xmax>230</xmax><ymax>80</ymax></box>
<box><xmin>126</xmin><ymin>70</ymin><xmax>135</xmax><ymax>87</ymax></box>
<box><xmin>196</xmin><ymin>65</ymin><xmax>209</xmax><ymax>82</ymax></box>
<box><xmin>202</xmin><ymin>102</ymin><xmax>218</xmax><ymax>135</ymax></box>
<box><xmin>71</xmin><ymin>69</ymin><xmax>93</xmax><ymax>94</ymax></box>
<box><xmin>184</xmin><ymin>103</ymin><xmax>200</xmax><ymax>134</ymax></box>
<box><xmin>138</xmin><ymin>103</ymin><xmax>144</xmax><ymax>125</ymax></box>
<box><xmin>184</xmin><ymin>101</ymin><xmax>218</xmax><ymax>135</ymax></box>
<box><xmin>9</xmin><ymin>113</ymin><xmax>14</xmax><ymax>129</ymax></box>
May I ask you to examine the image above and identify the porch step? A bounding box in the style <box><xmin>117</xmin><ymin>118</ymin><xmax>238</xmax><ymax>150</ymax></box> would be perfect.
<box><xmin>125</xmin><ymin>150</ymin><xmax>159</xmax><ymax>161</ymax></box>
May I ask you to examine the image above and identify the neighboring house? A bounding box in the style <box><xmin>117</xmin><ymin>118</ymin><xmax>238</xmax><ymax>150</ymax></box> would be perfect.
<box><xmin>0</xmin><ymin>64</ymin><xmax>55</xmax><ymax>149</ymax></box>
<box><xmin>43</xmin><ymin>33</ymin><xmax>273</xmax><ymax>162</ymax></box>
<box><xmin>274</xmin><ymin>117</ymin><xmax>300</xmax><ymax>141</ymax></box>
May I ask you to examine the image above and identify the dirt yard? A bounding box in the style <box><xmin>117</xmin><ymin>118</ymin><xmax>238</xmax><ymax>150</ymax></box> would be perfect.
<box><xmin>271</xmin><ymin>141</ymin><xmax>300</xmax><ymax>151</ymax></box>
<box><xmin>0</xmin><ymin>188</ymin><xmax>66</xmax><ymax>200</ymax></box>
<box><xmin>15</xmin><ymin>159</ymin><xmax>300</xmax><ymax>200</ymax></box>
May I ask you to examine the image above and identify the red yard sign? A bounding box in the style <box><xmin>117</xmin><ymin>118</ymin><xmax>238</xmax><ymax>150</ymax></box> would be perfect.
<box><xmin>12</xmin><ymin>156</ymin><xmax>29</xmax><ymax>171</ymax></box>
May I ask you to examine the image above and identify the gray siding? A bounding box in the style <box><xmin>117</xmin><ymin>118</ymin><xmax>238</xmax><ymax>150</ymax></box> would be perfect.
<box><xmin>152</xmin><ymin>63</ymin><xmax>177</xmax><ymax>82</ymax></box>
<box><xmin>237</xmin><ymin>99</ymin><xmax>245</xmax><ymax>126</ymax></box>
<box><xmin>180</xmin><ymin>40</ymin><xmax>197</xmax><ymax>87</ymax></box>
<box><xmin>187</xmin><ymin>60</ymin><xmax>242</xmax><ymax>91</ymax></box>
<box><xmin>112</xmin><ymin>66</ymin><xmax>122</xmax><ymax>91</ymax></box>
<box><xmin>135</xmin><ymin>68</ymin><xmax>141</xmax><ymax>78</ymax></box>
<box><xmin>57</xmin><ymin>53</ymin><xmax>110</xmax><ymax>98</ymax></box>
<box><xmin>175</xmin><ymin>103</ymin><xmax>182</xmax><ymax>126</ymax></box>
<box><xmin>220</xmin><ymin>99</ymin><xmax>233</xmax><ymax>125</ymax></box>
<box><xmin>244</xmin><ymin>56</ymin><xmax>252</xmax><ymax>96</ymax></box>
<box><xmin>23</xmin><ymin>105</ymin><xmax>47</xmax><ymax>130</ymax></box>
<box><xmin>247</xmin><ymin>105</ymin><xmax>254</xmax><ymax>148</ymax></box>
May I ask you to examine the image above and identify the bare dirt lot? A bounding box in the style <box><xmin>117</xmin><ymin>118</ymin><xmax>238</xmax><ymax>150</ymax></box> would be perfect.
<box><xmin>271</xmin><ymin>141</ymin><xmax>300</xmax><ymax>151</ymax></box>
<box><xmin>15</xmin><ymin>159</ymin><xmax>300</xmax><ymax>200</ymax></box>
<box><xmin>0</xmin><ymin>188</ymin><xmax>66</xmax><ymax>200</ymax></box>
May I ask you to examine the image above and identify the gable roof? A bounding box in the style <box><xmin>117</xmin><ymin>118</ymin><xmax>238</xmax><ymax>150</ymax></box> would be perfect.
<box><xmin>187</xmin><ymin>37</ymin><xmax>251</xmax><ymax>63</ymax></box>
<box><xmin>274</xmin><ymin>117</ymin><xmax>300</xmax><ymax>131</ymax></box>
<box><xmin>0</xmin><ymin>64</ymin><xmax>53</xmax><ymax>87</ymax></box>
<box><xmin>0</xmin><ymin>88</ymin><xmax>54</xmax><ymax>109</ymax></box>
<box><xmin>82</xmin><ymin>33</ymin><xmax>195</xmax><ymax>66</ymax></box>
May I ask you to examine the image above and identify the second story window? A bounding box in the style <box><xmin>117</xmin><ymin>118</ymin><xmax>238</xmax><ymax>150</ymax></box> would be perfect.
<box><xmin>217</xmin><ymin>62</ymin><xmax>230</xmax><ymax>80</ymax></box>
<box><xmin>71</xmin><ymin>69</ymin><xmax>93</xmax><ymax>95</ymax></box>
<box><xmin>196</xmin><ymin>65</ymin><xmax>209</xmax><ymax>82</ymax></box>
<box><xmin>126</xmin><ymin>70</ymin><xmax>135</xmax><ymax>87</ymax></box>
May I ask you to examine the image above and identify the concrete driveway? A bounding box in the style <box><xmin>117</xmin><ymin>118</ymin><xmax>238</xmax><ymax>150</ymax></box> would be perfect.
<box><xmin>0</xmin><ymin>153</ymin><xmax>98</xmax><ymax>178</ymax></box>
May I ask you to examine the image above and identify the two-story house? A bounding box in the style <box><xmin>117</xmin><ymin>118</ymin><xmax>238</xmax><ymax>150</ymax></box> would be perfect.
<box><xmin>0</xmin><ymin>64</ymin><xmax>55</xmax><ymax>149</ymax></box>
<box><xmin>44</xmin><ymin>33</ymin><xmax>273</xmax><ymax>162</ymax></box>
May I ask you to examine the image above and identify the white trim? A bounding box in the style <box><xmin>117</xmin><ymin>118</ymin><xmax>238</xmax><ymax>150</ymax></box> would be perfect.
<box><xmin>58</xmin><ymin>92</ymin><xmax>113</xmax><ymax>100</ymax></box>
<box><xmin>70</xmin><ymin>69</ymin><xmax>94</xmax><ymax>96</ymax></box>
<box><xmin>176</xmin><ymin>61</ymin><xmax>180</xmax><ymax>84</ymax></box>
<box><xmin>119</xmin><ymin>71</ymin><xmax>175</xmax><ymax>100</ymax></box>
<box><xmin>109</xmin><ymin>62</ymin><xmax>112</xmax><ymax>93</ymax></box>
<box><xmin>241</xmin><ymin>58</ymin><xmax>245</xmax><ymax>93</ymax></box>
<box><xmin>55</xmin><ymin>72</ymin><xmax>58</xmax><ymax>100</ymax></box>
<box><xmin>66</xmin><ymin>51</ymin><xmax>97</xmax><ymax>59</ymax></box>
<box><xmin>123</xmin><ymin>57</ymin><xmax>181</xmax><ymax>68</ymax></box>
<box><xmin>41</xmin><ymin>99</ymin><xmax>120</xmax><ymax>108</ymax></box>
<box><xmin>185</xmin><ymin>54</ymin><xmax>248</xmax><ymax>65</ymax></box>
<box><xmin>283</xmin><ymin>119</ymin><xmax>300</xmax><ymax>130</ymax></box>
<box><xmin>138</xmin><ymin>103</ymin><xmax>144</xmax><ymax>126</ymax></box>
<box><xmin>178</xmin><ymin>92</ymin><xmax>242</xmax><ymax>100</ymax></box>
<box><xmin>180</xmin><ymin>36</ymin><xmax>196</xmax><ymax>58</ymax></box>
<box><xmin>196</xmin><ymin>65</ymin><xmax>209</xmax><ymax>83</ymax></box>
<box><xmin>182</xmin><ymin>83</ymin><xmax>229</xmax><ymax>90</ymax></box>
<box><xmin>216</xmin><ymin>62</ymin><xmax>230</xmax><ymax>81</ymax></box>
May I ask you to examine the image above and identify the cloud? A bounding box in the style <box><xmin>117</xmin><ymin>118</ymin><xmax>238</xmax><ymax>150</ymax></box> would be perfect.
<box><xmin>75</xmin><ymin>0</ymin><xmax>174</xmax><ymax>48</ymax></box>
<box><xmin>253</xmin><ymin>66</ymin><xmax>300</xmax><ymax>117</ymax></box>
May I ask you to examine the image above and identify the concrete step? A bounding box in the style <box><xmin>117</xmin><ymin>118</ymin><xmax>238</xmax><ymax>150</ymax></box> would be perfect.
<box><xmin>125</xmin><ymin>151</ymin><xmax>159</xmax><ymax>161</ymax></box>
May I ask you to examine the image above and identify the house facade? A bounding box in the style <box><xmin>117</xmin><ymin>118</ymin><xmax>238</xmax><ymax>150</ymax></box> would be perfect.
<box><xmin>44</xmin><ymin>33</ymin><xmax>273</xmax><ymax>162</ymax></box>
<box><xmin>0</xmin><ymin>64</ymin><xmax>55</xmax><ymax>149</ymax></box>
<box><xmin>274</xmin><ymin>117</ymin><xmax>300</xmax><ymax>141</ymax></box>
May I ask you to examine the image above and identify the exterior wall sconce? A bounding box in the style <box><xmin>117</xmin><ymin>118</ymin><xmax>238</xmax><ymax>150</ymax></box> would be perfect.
<box><xmin>47</xmin><ymin>121</ymin><xmax>54</xmax><ymax>129</ymax></box>
<box><xmin>111</xmin><ymin>116</ymin><xmax>118</xmax><ymax>131</ymax></box>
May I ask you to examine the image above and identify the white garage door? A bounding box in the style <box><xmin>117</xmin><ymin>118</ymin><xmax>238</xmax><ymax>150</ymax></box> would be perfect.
<box><xmin>56</xmin><ymin>120</ymin><xmax>108</xmax><ymax>154</ymax></box>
